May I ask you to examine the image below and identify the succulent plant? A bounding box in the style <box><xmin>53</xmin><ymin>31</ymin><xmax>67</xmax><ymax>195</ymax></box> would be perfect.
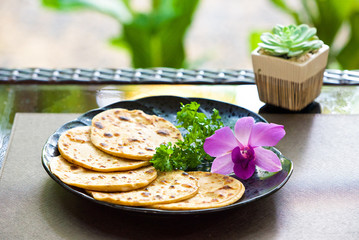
<box><xmin>258</xmin><ymin>24</ymin><xmax>324</xmax><ymax>58</ymax></box>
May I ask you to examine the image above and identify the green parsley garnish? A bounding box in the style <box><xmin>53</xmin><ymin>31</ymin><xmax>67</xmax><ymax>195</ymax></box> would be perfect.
<box><xmin>150</xmin><ymin>102</ymin><xmax>224</xmax><ymax>171</ymax></box>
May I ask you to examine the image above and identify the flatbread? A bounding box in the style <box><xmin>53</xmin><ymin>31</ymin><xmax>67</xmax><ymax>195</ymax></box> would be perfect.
<box><xmin>58</xmin><ymin>126</ymin><xmax>150</xmax><ymax>172</ymax></box>
<box><xmin>90</xmin><ymin>108</ymin><xmax>182</xmax><ymax>160</ymax></box>
<box><xmin>151</xmin><ymin>172</ymin><xmax>245</xmax><ymax>210</ymax></box>
<box><xmin>49</xmin><ymin>156</ymin><xmax>157</xmax><ymax>192</ymax></box>
<box><xmin>88</xmin><ymin>171</ymin><xmax>198</xmax><ymax>206</ymax></box>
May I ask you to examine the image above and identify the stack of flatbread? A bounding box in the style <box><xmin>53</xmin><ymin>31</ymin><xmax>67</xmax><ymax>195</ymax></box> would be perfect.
<box><xmin>50</xmin><ymin>108</ymin><xmax>245</xmax><ymax>210</ymax></box>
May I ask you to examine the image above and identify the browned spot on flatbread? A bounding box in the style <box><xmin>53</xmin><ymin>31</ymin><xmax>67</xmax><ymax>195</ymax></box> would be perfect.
<box><xmin>104</xmin><ymin>133</ymin><xmax>113</xmax><ymax>138</ymax></box>
<box><xmin>128</xmin><ymin>138</ymin><xmax>140</xmax><ymax>142</ymax></box>
<box><xmin>156</xmin><ymin>130</ymin><xmax>170</xmax><ymax>136</ymax></box>
<box><xmin>219</xmin><ymin>185</ymin><xmax>233</xmax><ymax>190</ymax></box>
<box><xmin>119</xmin><ymin>116</ymin><xmax>130</xmax><ymax>121</ymax></box>
<box><xmin>141</xmin><ymin>192</ymin><xmax>151</xmax><ymax>197</ymax></box>
<box><xmin>145</xmin><ymin>169</ymin><xmax>155</xmax><ymax>174</ymax></box>
<box><xmin>70</xmin><ymin>165</ymin><xmax>79</xmax><ymax>170</ymax></box>
<box><xmin>94</xmin><ymin>122</ymin><xmax>104</xmax><ymax>129</ymax></box>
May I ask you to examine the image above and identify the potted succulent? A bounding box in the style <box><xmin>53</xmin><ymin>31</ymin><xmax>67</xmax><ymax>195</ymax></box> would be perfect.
<box><xmin>251</xmin><ymin>24</ymin><xmax>329</xmax><ymax>111</ymax></box>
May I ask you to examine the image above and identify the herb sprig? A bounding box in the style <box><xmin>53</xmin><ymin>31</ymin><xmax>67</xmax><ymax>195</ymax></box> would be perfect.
<box><xmin>150</xmin><ymin>102</ymin><xmax>224</xmax><ymax>171</ymax></box>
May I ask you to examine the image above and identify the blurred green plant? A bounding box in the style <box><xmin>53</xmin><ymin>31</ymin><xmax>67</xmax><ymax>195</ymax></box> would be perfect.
<box><xmin>42</xmin><ymin>0</ymin><xmax>199</xmax><ymax>68</ymax></box>
<box><xmin>250</xmin><ymin>0</ymin><xmax>359</xmax><ymax>69</ymax></box>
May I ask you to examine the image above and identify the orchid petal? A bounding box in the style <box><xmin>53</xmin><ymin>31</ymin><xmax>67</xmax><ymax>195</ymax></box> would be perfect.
<box><xmin>204</xmin><ymin>127</ymin><xmax>239</xmax><ymax>157</ymax></box>
<box><xmin>232</xmin><ymin>146</ymin><xmax>256</xmax><ymax>180</ymax></box>
<box><xmin>234</xmin><ymin>117</ymin><xmax>255</xmax><ymax>146</ymax></box>
<box><xmin>249</xmin><ymin>122</ymin><xmax>285</xmax><ymax>147</ymax></box>
<box><xmin>254</xmin><ymin>147</ymin><xmax>282</xmax><ymax>172</ymax></box>
<box><xmin>210</xmin><ymin>152</ymin><xmax>234</xmax><ymax>175</ymax></box>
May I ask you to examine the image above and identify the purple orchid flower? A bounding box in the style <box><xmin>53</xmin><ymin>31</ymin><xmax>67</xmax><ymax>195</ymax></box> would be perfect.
<box><xmin>203</xmin><ymin>117</ymin><xmax>285</xmax><ymax>180</ymax></box>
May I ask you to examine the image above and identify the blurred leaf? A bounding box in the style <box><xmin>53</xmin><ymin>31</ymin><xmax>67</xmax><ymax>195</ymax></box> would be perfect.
<box><xmin>122</xmin><ymin>14</ymin><xmax>154</xmax><ymax>67</ymax></box>
<box><xmin>337</xmin><ymin>11</ymin><xmax>359</xmax><ymax>69</ymax></box>
<box><xmin>308</xmin><ymin>0</ymin><xmax>344</xmax><ymax>46</ymax></box>
<box><xmin>121</xmin><ymin>0</ymin><xmax>200</xmax><ymax>68</ymax></box>
<box><xmin>42</xmin><ymin>0</ymin><xmax>132</xmax><ymax>23</ymax></box>
<box><xmin>157</xmin><ymin>0</ymin><xmax>200</xmax><ymax>67</ymax></box>
<box><xmin>329</xmin><ymin>0</ymin><xmax>357</xmax><ymax>19</ymax></box>
<box><xmin>109</xmin><ymin>35</ymin><xmax>129</xmax><ymax>51</ymax></box>
<box><xmin>249</xmin><ymin>30</ymin><xmax>264</xmax><ymax>52</ymax></box>
<box><xmin>270</xmin><ymin>0</ymin><xmax>301</xmax><ymax>24</ymax></box>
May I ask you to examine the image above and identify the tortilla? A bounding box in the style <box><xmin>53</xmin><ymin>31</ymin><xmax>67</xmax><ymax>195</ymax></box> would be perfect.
<box><xmin>151</xmin><ymin>172</ymin><xmax>244</xmax><ymax>210</ymax></box>
<box><xmin>58</xmin><ymin>126</ymin><xmax>150</xmax><ymax>172</ymax></box>
<box><xmin>90</xmin><ymin>108</ymin><xmax>182</xmax><ymax>160</ymax></box>
<box><xmin>88</xmin><ymin>171</ymin><xmax>198</xmax><ymax>206</ymax></box>
<box><xmin>49</xmin><ymin>156</ymin><xmax>157</xmax><ymax>192</ymax></box>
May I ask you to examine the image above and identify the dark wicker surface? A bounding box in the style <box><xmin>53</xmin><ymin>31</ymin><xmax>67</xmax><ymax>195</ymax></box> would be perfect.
<box><xmin>1</xmin><ymin>68</ymin><xmax>359</xmax><ymax>85</ymax></box>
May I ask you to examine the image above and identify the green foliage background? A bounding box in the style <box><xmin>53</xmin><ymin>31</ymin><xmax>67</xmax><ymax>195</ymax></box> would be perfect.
<box><xmin>42</xmin><ymin>0</ymin><xmax>199</xmax><ymax>68</ymax></box>
<box><xmin>42</xmin><ymin>0</ymin><xmax>359</xmax><ymax>70</ymax></box>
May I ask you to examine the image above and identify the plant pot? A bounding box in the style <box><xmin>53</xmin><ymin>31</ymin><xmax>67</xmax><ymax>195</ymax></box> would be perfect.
<box><xmin>251</xmin><ymin>44</ymin><xmax>329</xmax><ymax>111</ymax></box>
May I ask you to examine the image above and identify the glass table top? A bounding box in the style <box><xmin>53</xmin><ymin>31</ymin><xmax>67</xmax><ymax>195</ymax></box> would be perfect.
<box><xmin>1</xmin><ymin>83</ymin><xmax>359</xmax><ymax>168</ymax></box>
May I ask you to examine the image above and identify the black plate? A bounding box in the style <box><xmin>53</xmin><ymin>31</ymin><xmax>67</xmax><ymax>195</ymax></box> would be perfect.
<box><xmin>42</xmin><ymin>95</ymin><xmax>293</xmax><ymax>215</ymax></box>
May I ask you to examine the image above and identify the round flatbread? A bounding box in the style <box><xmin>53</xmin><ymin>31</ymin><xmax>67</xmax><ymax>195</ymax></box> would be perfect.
<box><xmin>58</xmin><ymin>126</ymin><xmax>150</xmax><ymax>172</ymax></box>
<box><xmin>88</xmin><ymin>171</ymin><xmax>198</xmax><ymax>206</ymax></box>
<box><xmin>151</xmin><ymin>172</ymin><xmax>245</xmax><ymax>210</ymax></box>
<box><xmin>50</xmin><ymin>156</ymin><xmax>157</xmax><ymax>192</ymax></box>
<box><xmin>90</xmin><ymin>108</ymin><xmax>182</xmax><ymax>160</ymax></box>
